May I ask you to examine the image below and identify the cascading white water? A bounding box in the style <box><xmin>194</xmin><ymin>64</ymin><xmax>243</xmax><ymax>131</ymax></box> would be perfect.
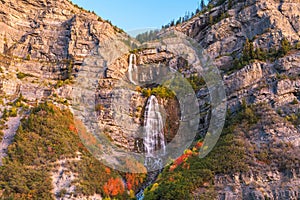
<box><xmin>136</xmin><ymin>95</ymin><xmax>166</xmax><ymax>200</ymax></box>
<box><xmin>143</xmin><ymin>95</ymin><xmax>166</xmax><ymax>165</ymax></box>
<box><xmin>128</xmin><ymin>54</ymin><xmax>138</xmax><ymax>84</ymax></box>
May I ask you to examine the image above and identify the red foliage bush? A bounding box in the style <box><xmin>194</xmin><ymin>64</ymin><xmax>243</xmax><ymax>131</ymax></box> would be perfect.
<box><xmin>196</xmin><ymin>141</ymin><xmax>203</xmax><ymax>148</ymax></box>
<box><xmin>103</xmin><ymin>178</ymin><xmax>125</xmax><ymax>197</ymax></box>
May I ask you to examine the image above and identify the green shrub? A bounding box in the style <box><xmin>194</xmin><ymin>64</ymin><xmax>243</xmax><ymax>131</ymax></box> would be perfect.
<box><xmin>227</xmin><ymin>37</ymin><xmax>293</xmax><ymax>75</ymax></box>
<box><xmin>151</xmin><ymin>86</ymin><xmax>175</xmax><ymax>98</ymax></box>
<box><xmin>25</xmin><ymin>54</ymin><xmax>30</xmax><ymax>60</ymax></box>
<box><xmin>2</xmin><ymin>108</ymin><xmax>8</xmax><ymax>120</ymax></box>
<box><xmin>9</xmin><ymin>106</ymin><xmax>18</xmax><ymax>117</ymax></box>
<box><xmin>17</xmin><ymin>72</ymin><xmax>34</xmax><ymax>79</ymax></box>
<box><xmin>187</xmin><ymin>75</ymin><xmax>206</xmax><ymax>91</ymax></box>
<box><xmin>55</xmin><ymin>80</ymin><xmax>64</xmax><ymax>88</ymax></box>
<box><xmin>0</xmin><ymin>161</ymin><xmax>53</xmax><ymax>199</ymax></box>
<box><xmin>278</xmin><ymin>37</ymin><xmax>291</xmax><ymax>57</ymax></box>
<box><xmin>54</xmin><ymin>79</ymin><xmax>73</xmax><ymax>89</ymax></box>
<box><xmin>276</xmin><ymin>73</ymin><xmax>288</xmax><ymax>81</ymax></box>
<box><xmin>286</xmin><ymin>113</ymin><xmax>300</xmax><ymax>127</ymax></box>
<box><xmin>291</xmin><ymin>98</ymin><xmax>298</xmax><ymax>105</ymax></box>
<box><xmin>0</xmin><ymin>102</ymin><xmax>131</xmax><ymax>199</ymax></box>
<box><xmin>57</xmin><ymin>188</ymin><xmax>67</xmax><ymax>198</ymax></box>
<box><xmin>216</xmin><ymin>0</ymin><xmax>227</xmax><ymax>6</ymax></box>
<box><xmin>144</xmin><ymin>131</ymin><xmax>248</xmax><ymax>199</ymax></box>
<box><xmin>295</xmin><ymin>41</ymin><xmax>300</xmax><ymax>50</ymax></box>
<box><xmin>141</xmin><ymin>86</ymin><xmax>175</xmax><ymax>99</ymax></box>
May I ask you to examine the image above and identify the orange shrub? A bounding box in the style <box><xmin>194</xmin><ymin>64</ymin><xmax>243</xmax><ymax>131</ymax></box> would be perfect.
<box><xmin>69</xmin><ymin>124</ymin><xmax>77</xmax><ymax>133</ymax></box>
<box><xmin>104</xmin><ymin>167</ymin><xmax>111</xmax><ymax>175</ymax></box>
<box><xmin>103</xmin><ymin>178</ymin><xmax>125</xmax><ymax>197</ymax></box>
<box><xmin>196</xmin><ymin>141</ymin><xmax>203</xmax><ymax>148</ymax></box>
<box><xmin>125</xmin><ymin>173</ymin><xmax>145</xmax><ymax>191</ymax></box>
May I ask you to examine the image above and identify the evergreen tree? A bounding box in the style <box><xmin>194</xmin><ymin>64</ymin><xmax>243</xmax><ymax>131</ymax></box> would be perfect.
<box><xmin>242</xmin><ymin>39</ymin><xmax>251</xmax><ymax>62</ymax></box>
<box><xmin>279</xmin><ymin>37</ymin><xmax>291</xmax><ymax>56</ymax></box>
<box><xmin>201</xmin><ymin>0</ymin><xmax>205</xmax><ymax>10</ymax></box>
<box><xmin>249</xmin><ymin>42</ymin><xmax>255</xmax><ymax>59</ymax></box>
<box><xmin>170</xmin><ymin>20</ymin><xmax>175</xmax><ymax>27</ymax></box>
<box><xmin>255</xmin><ymin>48</ymin><xmax>267</xmax><ymax>61</ymax></box>
<box><xmin>176</xmin><ymin>17</ymin><xmax>182</xmax><ymax>25</ymax></box>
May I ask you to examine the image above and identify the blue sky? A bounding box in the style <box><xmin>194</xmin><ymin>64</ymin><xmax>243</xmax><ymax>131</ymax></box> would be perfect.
<box><xmin>71</xmin><ymin>0</ymin><xmax>200</xmax><ymax>35</ymax></box>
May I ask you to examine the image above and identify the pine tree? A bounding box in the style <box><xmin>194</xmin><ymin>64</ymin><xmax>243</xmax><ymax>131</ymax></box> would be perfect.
<box><xmin>249</xmin><ymin>42</ymin><xmax>255</xmax><ymax>59</ymax></box>
<box><xmin>279</xmin><ymin>37</ymin><xmax>291</xmax><ymax>56</ymax></box>
<box><xmin>255</xmin><ymin>48</ymin><xmax>267</xmax><ymax>61</ymax></box>
<box><xmin>170</xmin><ymin>20</ymin><xmax>175</xmax><ymax>27</ymax></box>
<box><xmin>242</xmin><ymin>39</ymin><xmax>251</xmax><ymax>62</ymax></box>
<box><xmin>176</xmin><ymin>17</ymin><xmax>182</xmax><ymax>25</ymax></box>
<box><xmin>201</xmin><ymin>0</ymin><xmax>205</xmax><ymax>11</ymax></box>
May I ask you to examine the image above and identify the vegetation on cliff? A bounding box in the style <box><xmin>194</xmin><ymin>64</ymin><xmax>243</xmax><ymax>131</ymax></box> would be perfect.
<box><xmin>143</xmin><ymin>102</ymin><xmax>257</xmax><ymax>199</ymax></box>
<box><xmin>0</xmin><ymin>103</ymin><xmax>146</xmax><ymax>199</ymax></box>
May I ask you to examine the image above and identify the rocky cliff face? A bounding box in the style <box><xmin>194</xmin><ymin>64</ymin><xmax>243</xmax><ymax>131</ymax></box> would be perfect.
<box><xmin>0</xmin><ymin>0</ymin><xmax>131</xmax><ymax>101</ymax></box>
<box><xmin>96</xmin><ymin>49</ymin><xmax>195</xmax><ymax>151</ymax></box>
<box><xmin>0</xmin><ymin>0</ymin><xmax>299</xmax><ymax>199</ymax></box>
<box><xmin>168</xmin><ymin>0</ymin><xmax>300</xmax><ymax>199</ymax></box>
<box><xmin>178</xmin><ymin>0</ymin><xmax>300</xmax><ymax>58</ymax></box>
<box><xmin>0</xmin><ymin>0</ymin><xmax>133</xmax><ymax>199</ymax></box>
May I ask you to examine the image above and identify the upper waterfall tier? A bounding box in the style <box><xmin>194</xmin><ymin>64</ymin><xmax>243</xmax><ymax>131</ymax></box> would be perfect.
<box><xmin>128</xmin><ymin>54</ymin><xmax>138</xmax><ymax>84</ymax></box>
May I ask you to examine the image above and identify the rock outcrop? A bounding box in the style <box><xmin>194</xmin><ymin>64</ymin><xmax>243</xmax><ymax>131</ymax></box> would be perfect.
<box><xmin>0</xmin><ymin>0</ymin><xmax>132</xmax><ymax>102</ymax></box>
<box><xmin>0</xmin><ymin>0</ymin><xmax>133</xmax><ymax>199</ymax></box>
<box><xmin>0</xmin><ymin>0</ymin><xmax>299</xmax><ymax>199</ymax></box>
<box><xmin>178</xmin><ymin>0</ymin><xmax>300</xmax><ymax>59</ymax></box>
<box><xmin>170</xmin><ymin>0</ymin><xmax>300</xmax><ymax>199</ymax></box>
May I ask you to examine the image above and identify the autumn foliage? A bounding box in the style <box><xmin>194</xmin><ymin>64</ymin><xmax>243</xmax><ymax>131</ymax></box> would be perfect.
<box><xmin>195</xmin><ymin>141</ymin><xmax>203</xmax><ymax>148</ymax></box>
<box><xmin>169</xmin><ymin>141</ymin><xmax>204</xmax><ymax>171</ymax></box>
<box><xmin>103</xmin><ymin>178</ymin><xmax>125</xmax><ymax>197</ymax></box>
<box><xmin>125</xmin><ymin>173</ymin><xmax>145</xmax><ymax>191</ymax></box>
<box><xmin>69</xmin><ymin>124</ymin><xmax>77</xmax><ymax>133</ymax></box>
<box><xmin>104</xmin><ymin>167</ymin><xmax>111</xmax><ymax>175</ymax></box>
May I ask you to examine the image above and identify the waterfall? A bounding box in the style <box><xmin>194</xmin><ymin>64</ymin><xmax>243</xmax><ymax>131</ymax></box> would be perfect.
<box><xmin>128</xmin><ymin>54</ymin><xmax>138</xmax><ymax>84</ymax></box>
<box><xmin>136</xmin><ymin>95</ymin><xmax>166</xmax><ymax>200</ymax></box>
<box><xmin>143</xmin><ymin>95</ymin><xmax>166</xmax><ymax>169</ymax></box>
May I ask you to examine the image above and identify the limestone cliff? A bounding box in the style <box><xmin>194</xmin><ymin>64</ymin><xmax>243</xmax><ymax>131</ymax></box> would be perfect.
<box><xmin>149</xmin><ymin>0</ymin><xmax>300</xmax><ymax>199</ymax></box>
<box><xmin>0</xmin><ymin>0</ymin><xmax>299</xmax><ymax>199</ymax></box>
<box><xmin>0</xmin><ymin>0</ymin><xmax>134</xmax><ymax>199</ymax></box>
<box><xmin>0</xmin><ymin>0</ymin><xmax>132</xmax><ymax>101</ymax></box>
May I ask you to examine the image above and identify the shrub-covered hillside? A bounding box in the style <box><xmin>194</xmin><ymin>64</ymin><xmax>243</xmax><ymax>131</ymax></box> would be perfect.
<box><xmin>0</xmin><ymin>103</ymin><xmax>146</xmax><ymax>199</ymax></box>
